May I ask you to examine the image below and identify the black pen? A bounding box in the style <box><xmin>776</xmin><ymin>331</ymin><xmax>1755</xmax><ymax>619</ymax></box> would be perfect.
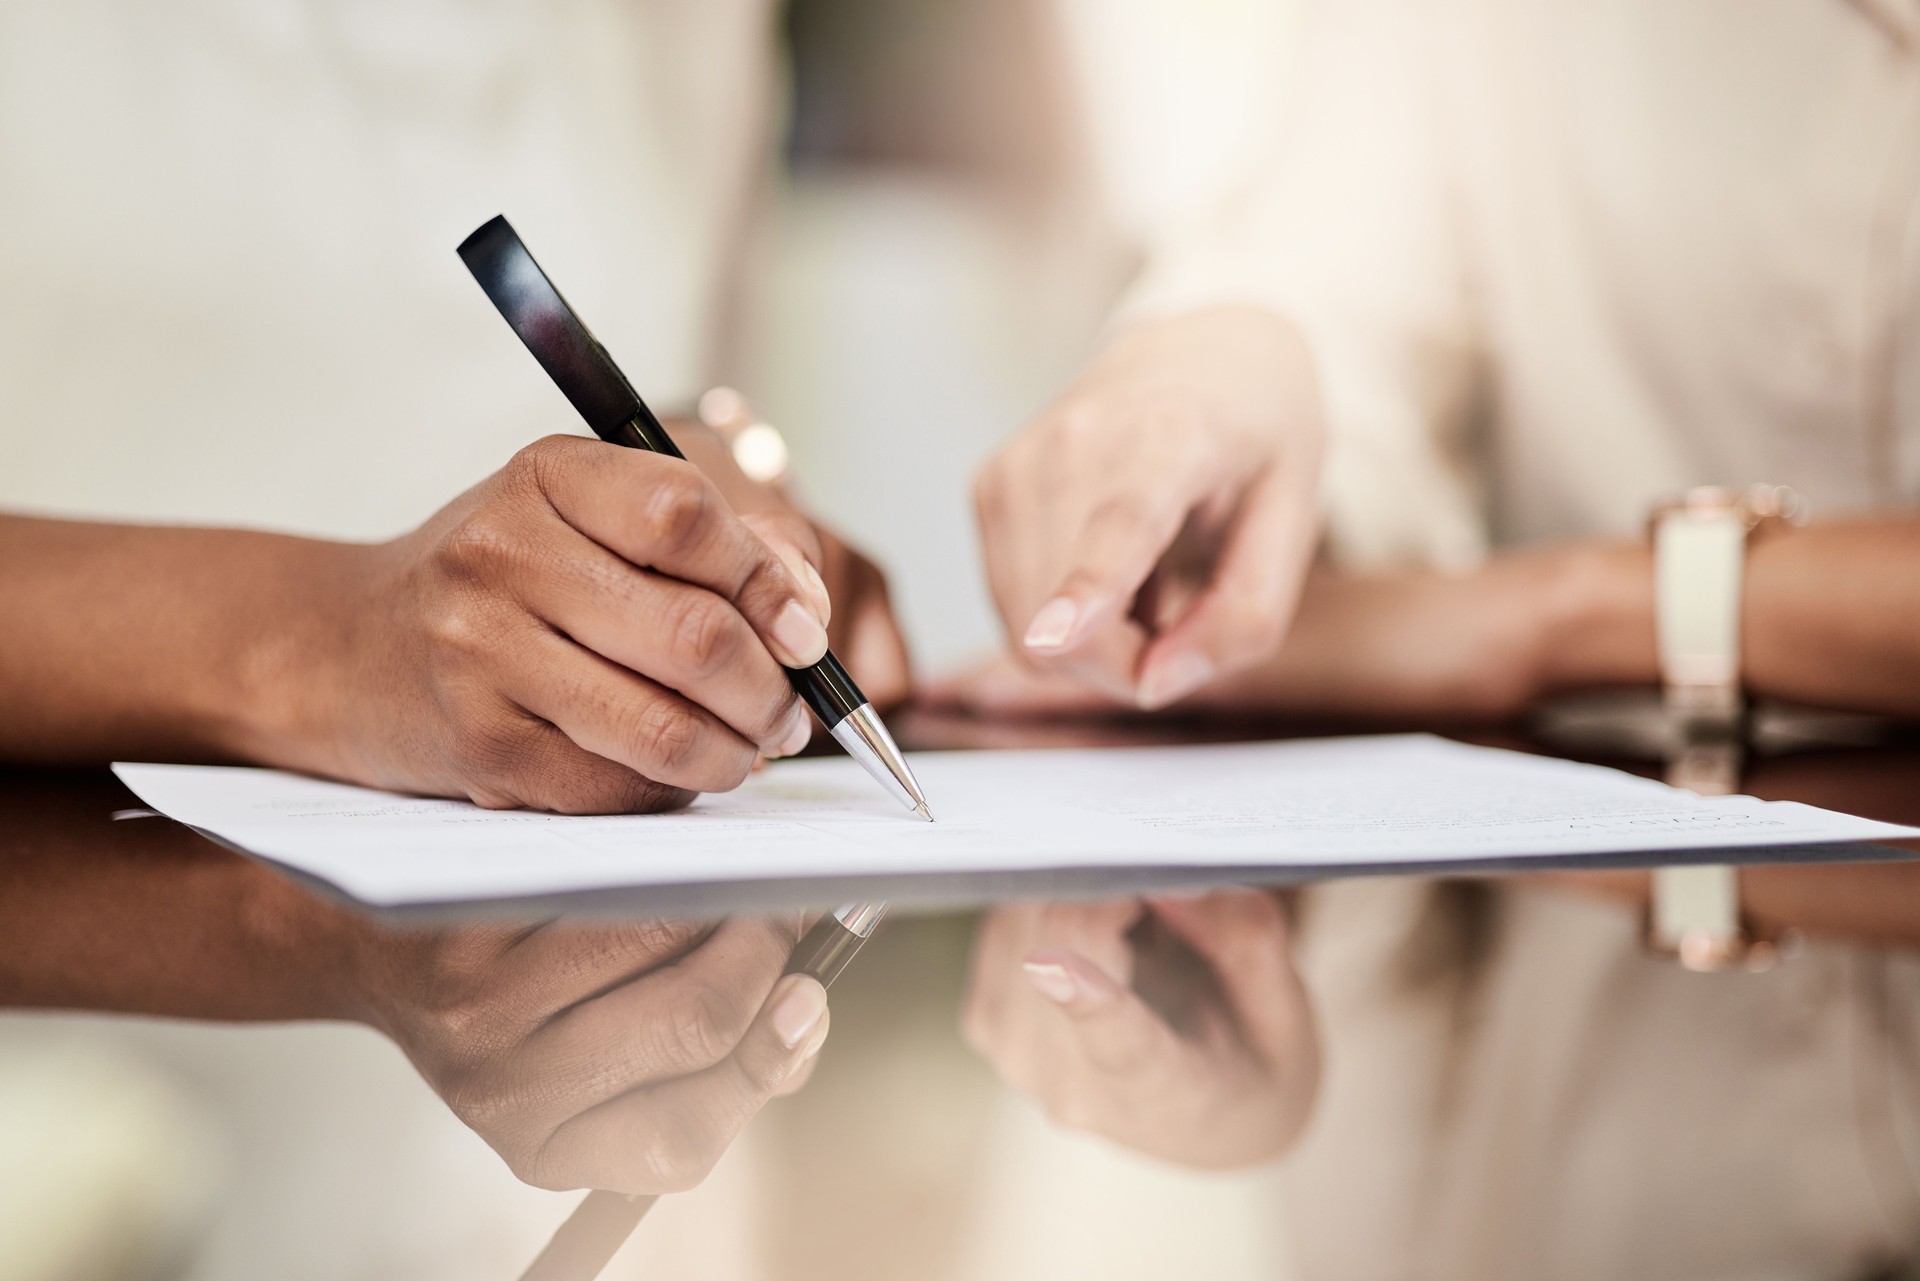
<box><xmin>517</xmin><ymin>902</ymin><xmax>888</xmax><ymax>1281</ymax></box>
<box><xmin>457</xmin><ymin>215</ymin><xmax>931</xmax><ymax>822</ymax></box>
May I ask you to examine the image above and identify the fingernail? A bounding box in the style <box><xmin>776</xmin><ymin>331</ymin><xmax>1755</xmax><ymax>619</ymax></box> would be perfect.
<box><xmin>1023</xmin><ymin>597</ymin><xmax>1079</xmax><ymax>652</ymax></box>
<box><xmin>772</xmin><ymin>978</ymin><xmax>827</xmax><ymax>1049</ymax></box>
<box><xmin>772</xmin><ymin>600</ymin><xmax>829</xmax><ymax>666</ymax></box>
<box><xmin>775</xmin><ymin>709</ymin><xmax>812</xmax><ymax>758</ymax></box>
<box><xmin>799</xmin><ymin>1017</ymin><xmax>830</xmax><ymax>1061</ymax></box>
<box><xmin>1022</xmin><ymin>960</ymin><xmax>1078</xmax><ymax>1005</ymax></box>
<box><xmin>1138</xmin><ymin>651</ymin><xmax>1214</xmax><ymax>710</ymax></box>
<box><xmin>801</xmin><ymin>562</ymin><xmax>832</xmax><ymax>622</ymax></box>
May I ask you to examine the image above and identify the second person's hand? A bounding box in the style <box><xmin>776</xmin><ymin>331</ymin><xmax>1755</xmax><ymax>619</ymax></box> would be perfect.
<box><xmin>972</xmin><ymin>305</ymin><xmax>1324</xmax><ymax>709</ymax></box>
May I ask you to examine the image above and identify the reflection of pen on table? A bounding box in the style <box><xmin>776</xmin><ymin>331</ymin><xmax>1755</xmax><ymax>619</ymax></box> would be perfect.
<box><xmin>455</xmin><ymin>215</ymin><xmax>925</xmax><ymax>1278</ymax></box>
<box><xmin>456</xmin><ymin>213</ymin><xmax>931</xmax><ymax>823</ymax></box>
<box><xmin>518</xmin><ymin>901</ymin><xmax>888</xmax><ymax>1281</ymax></box>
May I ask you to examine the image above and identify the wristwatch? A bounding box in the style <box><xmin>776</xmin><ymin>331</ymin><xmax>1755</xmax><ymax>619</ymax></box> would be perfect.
<box><xmin>1645</xmin><ymin>484</ymin><xmax>1804</xmax><ymax>971</ymax></box>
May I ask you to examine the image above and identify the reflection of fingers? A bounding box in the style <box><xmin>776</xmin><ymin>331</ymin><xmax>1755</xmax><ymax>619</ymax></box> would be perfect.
<box><xmin>505</xmin><ymin>917</ymin><xmax>716</xmax><ymax>1014</ymax></box>
<box><xmin>960</xmin><ymin>904</ymin><xmax>1045</xmax><ymax>1052</ymax></box>
<box><xmin>771</xmin><ymin>1009</ymin><xmax>831</xmax><ymax>1097</ymax></box>
<box><xmin>1021</xmin><ymin>948</ymin><xmax>1168</xmax><ymax>1076</ymax></box>
<box><xmin>529</xmin><ymin>973</ymin><xmax>828</xmax><ymax>1193</ymax></box>
<box><xmin>493</xmin><ymin>919</ymin><xmax>798</xmax><ymax>1141</ymax></box>
<box><xmin>1148</xmin><ymin>892</ymin><xmax>1309</xmax><ymax>1069</ymax></box>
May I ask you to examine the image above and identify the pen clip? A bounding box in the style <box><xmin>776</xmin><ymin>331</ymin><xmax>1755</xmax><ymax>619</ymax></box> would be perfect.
<box><xmin>456</xmin><ymin>215</ymin><xmax>681</xmax><ymax>457</ymax></box>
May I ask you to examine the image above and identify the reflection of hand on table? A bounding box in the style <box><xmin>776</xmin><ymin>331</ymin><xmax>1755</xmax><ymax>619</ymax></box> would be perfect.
<box><xmin>1525</xmin><ymin>745</ymin><xmax>1920</xmax><ymax>949</ymax></box>
<box><xmin>0</xmin><ymin>774</ymin><xmax>830</xmax><ymax>1195</ymax></box>
<box><xmin>961</xmin><ymin>890</ymin><xmax>1319</xmax><ymax>1169</ymax></box>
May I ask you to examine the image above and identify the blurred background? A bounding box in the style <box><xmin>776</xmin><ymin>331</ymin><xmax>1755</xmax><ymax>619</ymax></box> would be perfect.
<box><xmin>0</xmin><ymin>0</ymin><xmax>1303</xmax><ymax>1277</ymax></box>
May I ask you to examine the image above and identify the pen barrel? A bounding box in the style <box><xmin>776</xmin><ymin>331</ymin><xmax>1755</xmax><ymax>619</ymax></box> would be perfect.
<box><xmin>788</xmin><ymin>652</ymin><xmax>864</xmax><ymax>729</ymax></box>
<box><xmin>609</xmin><ymin>410</ymin><xmax>685</xmax><ymax>459</ymax></box>
<box><xmin>784</xmin><ymin>913</ymin><xmax>870</xmax><ymax>988</ymax></box>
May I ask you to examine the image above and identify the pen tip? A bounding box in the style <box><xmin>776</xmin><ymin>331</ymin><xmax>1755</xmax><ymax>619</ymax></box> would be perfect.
<box><xmin>914</xmin><ymin>802</ymin><xmax>934</xmax><ymax>823</ymax></box>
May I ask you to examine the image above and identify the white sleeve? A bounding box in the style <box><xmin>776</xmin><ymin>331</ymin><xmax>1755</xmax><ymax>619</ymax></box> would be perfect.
<box><xmin>1119</xmin><ymin>0</ymin><xmax>1489</xmax><ymax>572</ymax></box>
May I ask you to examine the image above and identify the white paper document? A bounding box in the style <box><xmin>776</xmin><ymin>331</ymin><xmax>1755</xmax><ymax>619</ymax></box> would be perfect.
<box><xmin>114</xmin><ymin>735</ymin><xmax>1916</xmax><ymax>909</ymax></box>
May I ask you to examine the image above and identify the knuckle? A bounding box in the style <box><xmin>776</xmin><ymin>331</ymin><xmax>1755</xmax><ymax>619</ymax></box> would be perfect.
<box><xmin>420</xmin><ymin>593</ymin><xmax>494</xmax><ymax>658</ymax></box>
<box><xmin>503</xmin><ymin>436</ymin><xmax>585</xmax><ymax>506</ymax></box>
<box><xmin>749</xmin><ymin>689</ymin><xmax>799</xmax><ymax>745</ymax></box>
<box><xmin>632</xmin><ymin>1116</ymin><xmax>717</xmax><ymax>1194</ymax></box>
<box><xmin>456</xmin><ymin>716</ymin><xmax>544</xmax><ymax>791</ymax></box>
<box><xmin>638</xmin><ymin>468</ymin><xmax>714</xmax><ymax>556</ymax></box>
<box><xmin>619</xmin><ymin>918</ymin><xmax>710</xmax><ymax>960</ymax></box>
<box><xmin>1086</xmin><ymin>493</ymin><xmax>1150</xmax><ymax>537</ymax></box>
<box><xmin>750</xmin><ymin>511</ymin><xmax>822</xmax><ymax>564</ymax></box>
<box><xmin>437</xmin><ymin>509</ymin><xmax>524</xmax><ymax>583</ymax></box>
<box><xmin>513</xmin><ymin>433</ymin><xmax>582</xmax><ymax>474</ymax></box>
<box><xmin>622</xmin><ymin>697</ymin><xmax>707</xmax><ymax>782</ymax></box>
<box><xmin>655</xmin><ymin>979</ymin><xmax>747</xmax><ymax>1071</ymax></box>
<box><xmin>666</xmin><ymin>594</ymin><xmax>744</xmax><ymax>677</ymax></box>
<box><xmin>619</xmin><ymin>776</ymin><xmax>699</xmax><ymax>813</ymax></box>
<box><xmin>513</xmin><ymin>1139</ymin><xmax>583</xmax><ymax>1193</ymax></box>
<box><xmin>440</xmin><ymin>1068</ymin><xmax>516</xmax><ymax>1136</ymax></box>
<box><xmin>1055</xmin><ymin>399</ymin><xmax>1106</xmax><ymax>448</ymax></box>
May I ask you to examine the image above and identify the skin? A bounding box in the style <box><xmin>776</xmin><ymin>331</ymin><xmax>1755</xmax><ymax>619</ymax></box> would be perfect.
<box><xmin>0</xmin><ymin>427</ymin><xmax>909</xmax><ymax>809</ymax></box>
<box><xmin>961</xmin><ymin>891</ymin><xmax>1318</xmax><ymax>1169</ymax></box>
<box><xmin>955</xmin><ymin>308</ymin><xmax>1920</xmax><ymax>1171</ymax></box>
<box><xmin>0</xmin><ymin>771</ymin><xmax>831</xmax><ymax>1194</ymax></box>
<box><xmin>973</xmin><ymin>305</ymin><xmax>1324</xmax><ymax>710</ymax></box>
<box><xmin>939</xmin><ymin>521</ymin><xmax>1920</xmax><ymax>723</ymax></box>
<box><xmin>0</xmin><ymin>421</ymin><xmax>910</xmax><ymax>1190</ymax></box>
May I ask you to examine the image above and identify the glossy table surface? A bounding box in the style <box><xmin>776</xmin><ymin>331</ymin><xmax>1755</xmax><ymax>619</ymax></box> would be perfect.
<box><xmin>4</xmin><ymin>697</ymin><xmax>1916</xmax><ymax>923</ymax></box>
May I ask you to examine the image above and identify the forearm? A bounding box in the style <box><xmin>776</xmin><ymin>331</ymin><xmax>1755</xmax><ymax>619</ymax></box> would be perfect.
<box><xmin>0</xmin><ymin>773</ymin><xmax>365</xmax><ymax>1020</ymax></box>
<box><xmin>0</xmin><ymin>515</ymin><xmax>365</xmax><ymax>767</ymax></box>
<box><xmin>1540</xmin><ymin>517</ymin><xmax>1920</xmax><ymax>715</ymax></box>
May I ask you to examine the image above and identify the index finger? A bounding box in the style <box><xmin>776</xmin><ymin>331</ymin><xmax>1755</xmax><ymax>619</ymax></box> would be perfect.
<box><xmin>1020</xmin><ymin>484</ymin><xmax>1195</xmax><ymax>659</ymax></box>
<box><xmin>526</xmin><ymin>438</ymin><xmax>829</xmax><ymax>670</ymax></box>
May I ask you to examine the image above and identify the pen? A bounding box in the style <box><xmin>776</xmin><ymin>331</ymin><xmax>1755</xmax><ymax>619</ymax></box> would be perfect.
<box><xmin>456</xmin><ymin>214</ymin><xmax>932</xmax><ymax>823</ymax></box>
<box><xmin>517</xmin><ymin>901</ymin><xmax>889</xmax><ymax>1281</ymax></box>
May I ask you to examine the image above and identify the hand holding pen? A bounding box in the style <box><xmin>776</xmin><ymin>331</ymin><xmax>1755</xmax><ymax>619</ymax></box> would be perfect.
<box><xmin>456</xmin><ymin>216</ymin><xmax>921</xmax><ymax>1277</ymax></box>
<box><xmin>458</xmin><ymin>215</ymin><xmax>930</xmax><ymax>821</ymax></box>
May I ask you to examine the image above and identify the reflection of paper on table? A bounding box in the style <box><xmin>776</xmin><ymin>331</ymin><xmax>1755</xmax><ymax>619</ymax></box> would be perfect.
<box><xmin>114</xmin><ymin>735</ymin><xmax>1917</xmax><ymax>908</ymax></box>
